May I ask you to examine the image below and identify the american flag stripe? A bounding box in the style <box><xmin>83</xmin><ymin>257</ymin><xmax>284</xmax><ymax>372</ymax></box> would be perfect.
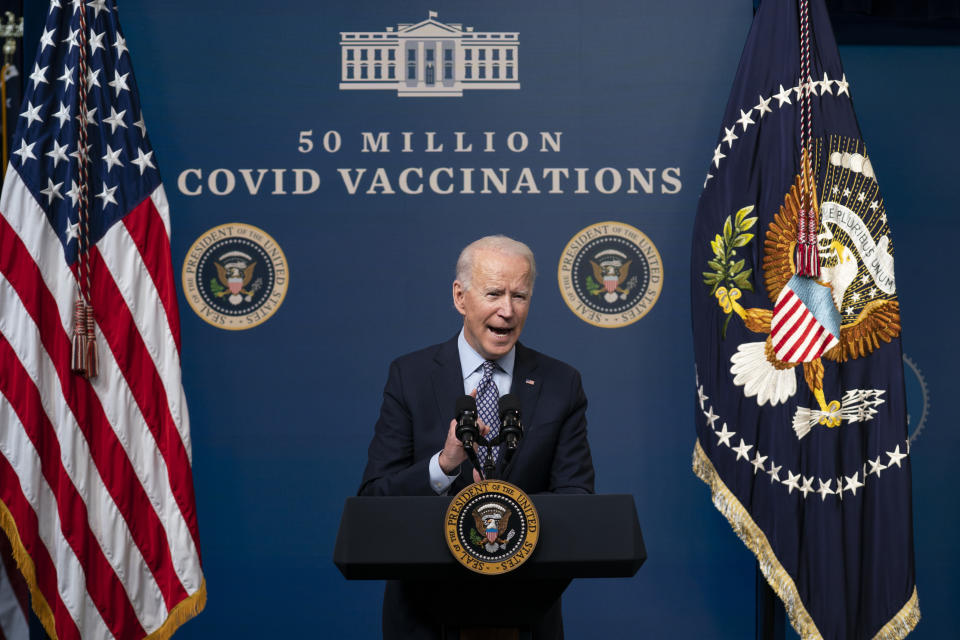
<box><xmin>0</xmin><ymin>176</ymin><xmax>196</xmax><ymax>610</ymax></box>
<box><xmin>780</xmin><ymin>313</ymin><xmax>821</xmax><ymax>362</ymax></box>
<box><xmin>0</xmin><ymin>400</ymin><xmax>113</xmax><ymax>639</ymax></box>
<box><xmin>770</xmin><ymin>294</ymin><xmax>802</xmax><ymax>338</ymax></box>
<box><xmin>98</xmin><ymin>197</ymin><xmax>194</xmax><ymax>462</ymax></box>
<box><xmin>787</xmin><ymin>322</ymin><xmax>824</xmax><ymax>363</ymax></box>
<box><xmin>0</xmin><ymin>458</ymin><xmax>79</xmax><ymax>640</ymax></box>
<box><xmin>122</xmin><ymin>188</ymin><xmax>181</xmax><ymax>353</ymax></box>
<box><xmin>89</xmin><ymin>245</ymin><xmax>202</xmax><ymax>562</ymax></box>
<box><xmin>772</xmin><ymin>303</ymin><xmax>809</xmax><ymax>359</ymax></box>
<box><xmin>0</xmin><ymin>343</ymin><xmax>150</xmax><ymax>637</ymax></box>
<box><xmin>772</xmin><ymin>286</ymin><xmax>839</xmax><ymax>363</ymax></box>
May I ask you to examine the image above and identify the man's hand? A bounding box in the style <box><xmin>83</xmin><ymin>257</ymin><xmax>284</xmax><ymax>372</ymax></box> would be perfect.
<box><xmin>438</xmin><ymin>416</ymin><xmax>491</xmax><ymax>475</ymax></box>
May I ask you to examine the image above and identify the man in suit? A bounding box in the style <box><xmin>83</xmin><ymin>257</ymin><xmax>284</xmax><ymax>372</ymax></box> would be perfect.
<box><xmin>360</xmin><ymin>235</ymin><xmax>594</xmax><ymax>638</ymax></box>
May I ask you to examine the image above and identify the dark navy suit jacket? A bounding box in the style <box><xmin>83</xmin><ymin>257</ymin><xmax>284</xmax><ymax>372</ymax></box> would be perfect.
<box><xmin>359</xmin><ymin>336</ymin><xmax>595</xmax><ymax>638</ymax></box>
<box><xmin>360</xmin><ymin>336</ymin><xmax>595</xmax><ymax>497</ymax></box>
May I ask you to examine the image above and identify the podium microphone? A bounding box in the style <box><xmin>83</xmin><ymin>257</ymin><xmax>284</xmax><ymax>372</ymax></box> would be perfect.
<box><xmin>454</xmin><ymin>395</ymin><xmax>484</xmax><ymax>478</ymax></box>
<box><xmin>498</xmin><ymin>394</ymin><xmax>523</xmax><ymax>466</ymax></box>
<box><xmin>455</xmin><ymin>395</ymin><xmax>479</xmax><ymax>447</ymax></box>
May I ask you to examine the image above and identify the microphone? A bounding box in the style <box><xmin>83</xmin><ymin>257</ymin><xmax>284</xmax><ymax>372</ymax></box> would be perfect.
<box><xmin>498</xmin><ymin>393</ymin><xmax>523</xmax><ymax>451</ymax></box>
<box><xmin>454</xmin><ymin>395</ymin><xmax>480</xmax><ymax>448</ymax></box>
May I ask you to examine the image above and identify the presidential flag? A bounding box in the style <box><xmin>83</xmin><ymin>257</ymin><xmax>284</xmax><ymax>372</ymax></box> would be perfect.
<box><xmin>0</xmin><ymin>1</ymin><xmax>205</xmax><ymax>639</ymax></box>
<box><xmin>691</xmin><ymin>0</ymin><xmax>918</xmax><ymax>638</ymax></box>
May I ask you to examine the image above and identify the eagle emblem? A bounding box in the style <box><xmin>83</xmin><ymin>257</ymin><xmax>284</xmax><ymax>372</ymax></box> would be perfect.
<box><xmin>213</xmin><ymin>251</ymin><xmax>258</xmax><ymax>306</ymax></box>
<box><xmin>589</xmin><ymin>250</ymin><xmax>634</xmax><ymax>303</ymax></box>
<box><xmin>714</xmin><ymin>172</ymin><xmax>900</xmax><ymax>438</ymax></box>
<box><xmin>472</xmin><ymin>502</ymin><xmax>514</xmax><ymax>552</ymax></box>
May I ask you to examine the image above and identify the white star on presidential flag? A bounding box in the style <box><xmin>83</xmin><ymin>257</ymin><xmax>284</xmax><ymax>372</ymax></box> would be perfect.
<box><xmin>733</xmin><ymin>439</ymin><xmax>753</xmax><ymax>461</ymax></box>
<box><xmin>868</xmin><ymin>456</ymin><xmax>887</xmax><ymax>477</ymax></box>
<box><xmin>754</xmin><ymin>94</ymin><xmax>772</xmax><ymax>117</ymax></box>
<box><xmin>767</xmin><ymin>462</ymin><xmax>782</xmax><ymax>483</ymax></box>
<box><xmin>751</xmin><ymin>451</ymin><xmax>768</xmax><ymax>474</ymax></box>
<box><xmin>819</xmin><ymin>72</ymin><xmax>833</xmax><ymax>95</ymax></box>
<box><xmin>886</xmin><ymin>445</ymin><xmax>907</xmax><ymax>468</ymax></box>
<box><xmin>722</xmin><ymin>126</ymin><xmax>738</xmax><ymax>147</ymax></box>
<box><xmin>817</xmin><ymin>478</ymin><xmax>834</xmax><ymax>501</ymax></box>
<box><xmin>703</xmin><ymin>406</ymin><xmax>719</xmax><ymax>429</ymax></box>
<box><xmin>835</xmin><ymin>73</ymin><xmax>850</xmax><ymax>96</ymax></box>
<box><xmin>774</xmin><ymin>83</ymin><xmax>792</xmax><ymax>106</ymax></box>
<box><xmin>844</xmin><ymin>473</ymin><xmax>864</xmax><ymax>496</ymax></box>
<box><xmin>782</xmin><ymin>471</ymin><xmax>801</xmax><ymax>494</ymax></box>
<box><xmin>714</xmin><ymin>423</ymin><xmax>735</xmax><ymax>447</ymax></box>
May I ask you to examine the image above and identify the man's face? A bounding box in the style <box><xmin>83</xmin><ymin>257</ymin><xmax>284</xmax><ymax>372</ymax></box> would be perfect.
<box><xmin>453</xmin><ymin>249</ymin><xmax>532</xmax><ymax>361</ymax></box>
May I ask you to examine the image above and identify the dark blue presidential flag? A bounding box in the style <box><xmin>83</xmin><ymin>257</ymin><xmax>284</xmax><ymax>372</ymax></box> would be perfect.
<box><xmin>690</xmin><ymin>0</ymin><xmax>918</xmax><ymax>638</ymax></box>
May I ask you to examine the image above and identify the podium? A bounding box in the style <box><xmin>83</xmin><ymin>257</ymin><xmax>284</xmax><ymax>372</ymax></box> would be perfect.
<box><xmin>334</xmin><ymin>494</ymin><xmax>645</xmax><ymax>637</ymax></box>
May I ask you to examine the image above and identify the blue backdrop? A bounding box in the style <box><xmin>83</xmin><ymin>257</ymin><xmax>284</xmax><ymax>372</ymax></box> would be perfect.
<box><xmin>18</xmin><ymin>1</ymin><xmax>958</xmax><ymax>637</ymax></box>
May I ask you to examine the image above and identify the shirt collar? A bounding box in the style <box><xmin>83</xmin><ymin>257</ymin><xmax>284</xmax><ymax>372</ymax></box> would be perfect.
<box><xmin>457</xmin><ymin>328</ymin><xmax>515</xmax><ymax>380</ymax></box>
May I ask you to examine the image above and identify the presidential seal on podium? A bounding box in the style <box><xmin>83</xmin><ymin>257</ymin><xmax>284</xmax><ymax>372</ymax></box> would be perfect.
<box><xmin>444</xmin><ymin>480</ymin><xmax>539</xmax><ymax>575</ymax></box>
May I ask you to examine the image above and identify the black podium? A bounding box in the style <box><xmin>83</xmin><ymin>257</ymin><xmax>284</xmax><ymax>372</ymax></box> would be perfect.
<box><xmin>334</xmin><ymin>494</ymin><xmax>645</xmax><ymax>637</ymax></box>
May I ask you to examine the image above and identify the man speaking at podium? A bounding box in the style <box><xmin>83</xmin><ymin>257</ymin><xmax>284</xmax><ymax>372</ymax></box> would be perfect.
<box><xmin>359</xmin><ymin>235</ymin><xmax>595</xmax><ymax>638</ymax></box>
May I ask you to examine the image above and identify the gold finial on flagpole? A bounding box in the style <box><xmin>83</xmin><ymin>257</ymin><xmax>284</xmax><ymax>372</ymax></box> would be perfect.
<box><xmin>0</xmin><ymin>11</ymin><xmax>22</xmax><ymax>179</ymax></box>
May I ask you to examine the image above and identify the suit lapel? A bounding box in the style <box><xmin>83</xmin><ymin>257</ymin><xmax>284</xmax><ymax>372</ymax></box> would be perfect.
<box><xmin>430</xmin><ymin>336</ymin><xmax>464</xmax><ymax>433</ymax></box>
<box><xmin>501</xmin><ymin>342</ymin><xmax>542</xmax><ymax>479</ymax></box>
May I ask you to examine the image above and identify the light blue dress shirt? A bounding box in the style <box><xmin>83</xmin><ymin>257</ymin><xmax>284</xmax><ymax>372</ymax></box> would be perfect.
<box><xmin>428</xmin><ymin>329</ymin><xmax>514</xmax><ymax>493</ymax></box>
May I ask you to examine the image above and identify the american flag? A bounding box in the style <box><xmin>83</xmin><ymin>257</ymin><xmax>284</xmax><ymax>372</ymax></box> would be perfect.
<box><xmin>0</xmin><ymin>1</ymin><xmax>205</xmax><ymax>638</ymax></box>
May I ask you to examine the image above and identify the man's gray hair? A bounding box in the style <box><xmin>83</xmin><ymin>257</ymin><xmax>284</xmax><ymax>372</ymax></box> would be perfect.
<box><xmin>455</xmin><ymin>235</ymin><xmax>536</xmax><ymax>291</ymax></box>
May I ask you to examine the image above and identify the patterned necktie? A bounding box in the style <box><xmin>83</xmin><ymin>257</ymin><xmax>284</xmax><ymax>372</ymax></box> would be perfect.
<box><xmin>476</xmin><ymin>360</ymin><xmax>501</xmax><ymax>467</ymax></box>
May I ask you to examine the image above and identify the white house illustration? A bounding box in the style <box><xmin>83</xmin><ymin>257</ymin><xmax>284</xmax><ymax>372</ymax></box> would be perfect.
<box><xmin>339</xmin><ymin>11</ymin><xmax>520</xmax><ymax>97</ymax></box>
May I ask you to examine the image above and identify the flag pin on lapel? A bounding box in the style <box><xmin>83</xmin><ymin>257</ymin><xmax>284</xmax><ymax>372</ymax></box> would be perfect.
<box><xmin>525</xmin><ymin>379</ymin><xmax>535</xmax><ymax>386</ymax></box>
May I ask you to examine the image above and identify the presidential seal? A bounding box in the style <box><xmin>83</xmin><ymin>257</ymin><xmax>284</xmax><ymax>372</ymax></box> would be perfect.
<box><xmin>182</xmin><ymin>223</ymin><xmax>289</xmax><ymax>330</ymax></box>
<box><xmin>444</xmin><ymin>480</ymin><xmax>539</xmax><ymax>575</ymax></box>
<box><xmin>558</xmin><ymin>221</ymin><xmax>663</xmax><ymax>328</ymax></box>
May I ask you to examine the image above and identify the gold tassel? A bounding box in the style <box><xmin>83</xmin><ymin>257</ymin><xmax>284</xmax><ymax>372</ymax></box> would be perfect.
<box><xmin>84</xmin><ymin>302</ymin><xmax>98</xmax><ymax>379</ymax></box>
<box><xmin>69</xmin><ymin>294</ymin><xmax>88</xmax><ymax>375</ymax></box>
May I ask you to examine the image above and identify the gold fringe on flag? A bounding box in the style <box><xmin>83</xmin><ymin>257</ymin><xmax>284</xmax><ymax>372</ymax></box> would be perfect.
<box><xmin>0</xmin><ymin>499</ymin><xmax>207</xmax><ymax>639</ymax></box>
<box><xmin>692</xmin><ymin>439</ymin><xmax>919</xmax><ymax>640</ymax></box>
<box><xmin>0</xmin><ymin>499</ymin><xmax>58</xmax><ymax>640</ymax></box>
